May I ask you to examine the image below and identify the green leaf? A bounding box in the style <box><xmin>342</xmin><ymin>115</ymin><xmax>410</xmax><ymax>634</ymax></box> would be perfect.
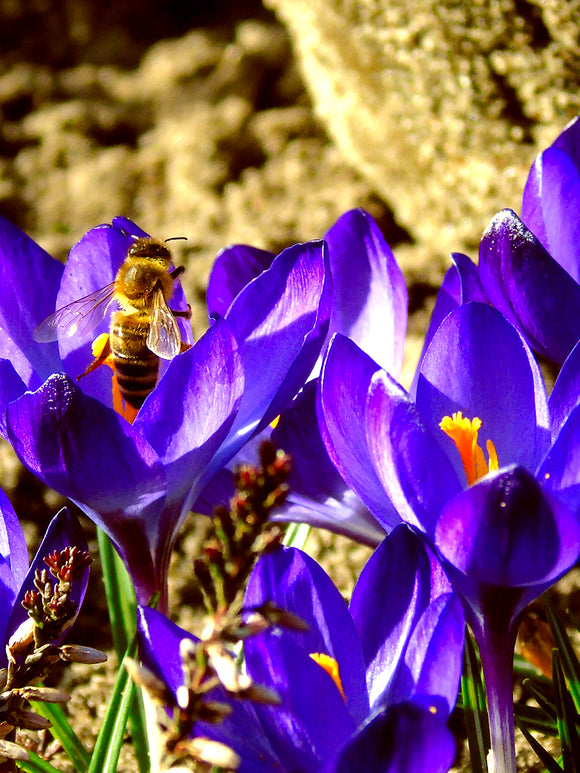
<box><xmin>28</xmin><ymin>700</ymin><xmax>90</xmax><ymax>772</ymax></box>
<box><xmin>516</xmin><ymin>722</ymin><xmax>563</xmax><ymax>773</ymax></box>
<box><xmin>283</xmin><ymin>522</ymin><xmax>310</xmax><ymax>550</ymax></box>
<box><xmin>544</xmin><ymin>593</ymin><xmax>580</xmax><ymax>712</ymax></box>
<box><xmin>514</xmin><ymin>700</ymin><xmax>558</xmax><ymax>735</ymax></box>
<box><xmin>462</xmin><ymin>629</ymin><xmax>489</xmax><ymax>773</ymax></box>
<box><xmin>97</xmin><ymin>529</ymin><xmax>149</xmax><ymax>771</ymax></box>
<box><xmin>552</xmin><ymin>650</ymin><xmax>580</xmax><ymax>773</ymax></box>
<box><xmin>86</xmin><ymin>639</ymin><xmax>137</xmax><ymax>773</ymax></box>
<box><xmin>17</xmin><ymin>751</ymin><xmax>62</xmax><ymax>773</ymax></box>
<box><xmin>521</xmin><ymin>677</ymin><xmax>557</xmax><ymax>721</ymax></box>
<box><xmin>97</xmin><ymin>529</ymin><xmax>136</xmax><ymax>660</ymax></box>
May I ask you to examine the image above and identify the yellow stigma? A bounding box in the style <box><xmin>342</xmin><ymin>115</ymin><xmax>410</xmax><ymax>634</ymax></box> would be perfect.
<box><xmin>309</xmin><ymin>653</ymin><xmax>346</xmax><ymax>701</ymax></box>
<box><xmin>439</xmin><ymin>411</ymin><xmax>499</xmax><ymax>485</ymax></box>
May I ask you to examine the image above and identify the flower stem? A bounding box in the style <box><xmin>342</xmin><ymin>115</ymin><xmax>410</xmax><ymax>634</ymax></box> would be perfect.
<box><xmin>476</xmin><ymin>619</ymin><xmax>518</xmax><ymax>773</ymax></box>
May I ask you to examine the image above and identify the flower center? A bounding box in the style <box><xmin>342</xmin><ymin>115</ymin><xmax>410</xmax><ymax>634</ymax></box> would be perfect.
<box><xmin>439</xmin><ymin>411</ymin><xmax>499</xmax><ymax>485</ymax></box>
<box><xmin>309</xmin><ymin>653</ymin><xmax>346</xmax><ymax>700</ymax></box>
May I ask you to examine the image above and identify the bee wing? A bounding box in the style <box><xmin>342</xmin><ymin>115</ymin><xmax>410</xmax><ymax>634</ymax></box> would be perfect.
<box><xmin>33</xmin><ymin>282</ymin><xmax>117</xmax><ymax>343</ymax></box>
<box><xmin>146</xmin><ymin>287</ymin><xmax>181</xmax><ymax>359</ymax></box>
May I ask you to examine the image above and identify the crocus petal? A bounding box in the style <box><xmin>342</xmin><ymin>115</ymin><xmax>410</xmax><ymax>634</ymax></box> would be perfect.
<box><xmin>349</xmin><ymin>526</ymin><xmax>434</xmax><ymax>709</ymax></box>
<box><xmin>538</xmin><ymin>403</ymin><xmax>580</xmax><ymax>514</ymax></box>
<box><xmin>138</xmin><ymin>606</ymin><xmax>281</xmax><ymax>771</ymax></box>
<box><xmin>207</xmin><ymin>244</ymin><xmax>276</xmax><ymax>318</ymax></box>
<box><xmin>324</xmin><ymin>209</ymin><xmax>407</xmax><ymax>376</ymax></box>
<box><xmin>435</xmin><ymin>466</ymin><xmax>580</xmax><ymax>619</ymax></box>
<box><xmin>548</xmin><ymin>339</ymin><xmax>580</xmax><ymax>438</ymax></box>
<box><xmin>416</xmin><ymin>302</ymin><xmax>550</xmax><ymax>477</ymax></box>
<box><xmin>5</xmin><ymin>508</ymin><xmax>89</xmax><ymax>658</ymax></box>
<box><xmin>0</xmin><ymin>360</ymin><xmax>27</xmax><ymax>438</ymax></box>
<box><xmin>411</xmin><ymin>252</ymin><xmax>488</xmax><ymax>398</ymax></box>
<box><xmin>0</xmin><ymin>215</ymin><xmax>63</xmax><ymax>386</ymax></box>
<box><xmin>245</xmin><ymin>547</ymin><xmax>369</xmax><ymax>724</ymax></box>
<box><xmin>136</xmin><ymin>318</ymin><xmax>244</xmax><ymax>507</ymax></box>
<box><xmin>271</xmin><ymin>380</ymin><xmax>386</xmax><ymax>546</ymax></box>
<box><xmin>0</xmin><ymin>488</ymin><xmax>28</xmax><ymax>592</ymax></box>
<box><xmin>479</xmin><ymin>209</ymin><xmax>580</xmax><ymax>364</ymax></box>
<box><xmin>246</xmin><ymin>634</ymin><xmax>356</xmax><ymax>770</ymax></box>
<box><xmin>219</xmin><ymin>239</ymin><xmax>332</xmax><ymax>461</ymax></box>
<box><xmin>365</xmin><ymin>369</ymin><xmax>461</xmax><ymax>535</ymax></box>
<box><xmin>401</xmin><ymin>593</ymin><xmax>464</xmax><ymax>716</ymax></box>
<box><xmin>324</xmin><ymin>702</ymin><xmax>456</xmax><ymax>773</ymax></box>
<box><xmin>318</xmin><ymin>335</ymin><xmax>402</xmax><ymax>530</ymax></box>
<box><xmin>522</xmin><ymin>116</ymin><xmax>580</xmax><ymax>282</ymax></box>
<box><xmin>5</xmin><ymin>374</ymin><xmax>167</xmax><ymax>602</ymax></box>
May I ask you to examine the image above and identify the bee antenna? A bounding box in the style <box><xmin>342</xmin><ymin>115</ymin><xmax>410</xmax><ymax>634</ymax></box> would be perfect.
<box><xmin>165</xmin><ymin>236</ymin><xmax>187</xmax><ymax>243</ymax></box>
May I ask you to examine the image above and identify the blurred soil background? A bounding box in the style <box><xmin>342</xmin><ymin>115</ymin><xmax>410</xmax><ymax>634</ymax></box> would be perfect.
<box><xmin>0</xmin><ymin>0</ymin><xmax>579</xmax><ymax>769</ymax></box>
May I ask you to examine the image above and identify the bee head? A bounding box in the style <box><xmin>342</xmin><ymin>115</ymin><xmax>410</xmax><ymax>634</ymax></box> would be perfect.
<box><xmin>127</xmin><ymin>237</ymin><xmax>172</xmax><ymax>262</ymax></box>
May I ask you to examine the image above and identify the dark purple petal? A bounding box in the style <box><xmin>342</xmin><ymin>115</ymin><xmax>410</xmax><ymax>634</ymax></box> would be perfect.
<box><xmin>222</xmin><ymin>239</ymin><xmax>331</xmax><ymax>457</ymax></box>
<box><xmin>136</xmin><ymin>319</ymin><xmax>244</xmax><ymax>507</ymax></box>
<box><xmin>5</xmin><ymin>374</ymin><xmax>167</xmax><ymax>602</ymax></box>
<box><xmin>5</xmin><ymin>508</ymin><xmax>89</xmax><ymax>654</ymax></box>
<box><xmin>401</xmin><ymin>593</ymin><xmax>464</xmax><ymax>716</ymax></box>
<box><xmin>479</xmin><ymin>209</ymin><xmax>580</xmax><ymax>364</ymax></box>
<box><xmin>245</xmin><ymin>633</ymin><xmax>355</xmax><ymax>769</ymax></box>
<box><xmin>0</xmin><ymin>359</ymin><xmax>27</xmax><ymax>438</ymax></box>
<box><xmin>349</xmin><ymin>526</ymin><xmax>433</xmax><ymax>708</ymax></box>
<box><xmin>138</xmin><ymin>606</ymin><xmax>194</xmax><ymax>701</ymax></box>
<box><xmin>318</xmin><ymin>335</ymin><xmax>402</xmax><ymax>530</ymax></box>
<box><xmin>324</xmin><ymin>702</ymin><xmax>456</xmax><ymax>773</ymax></box>
<box><xmin>324</xmin><ymin>209</ymin><xmax>408</xmax><ymax>375</ymax></box>
<box><xmin>245</xmin><ymin>547</ymin><xmax>369</xmax><ymax>724</ymax></box>
<box><xmin>522</xmin><ymin>117</ymin><xmax>580</xmax><ymax>282</ymax></box>
<box><xmin>411</xmin><ymin>252</ymin><xmax>488</xmax><ymax>398</ymax></box>
<box><xmin>538</xmin><ymin>404</ymin><xmax>580</xmax><ymax>514</ymax></box>
<box><xmin>0</xmin><ymin>215</ymin><xmax>63</xmax><ymax>387</ymax></box>
<box><xmin>416</xmin><ymin>302</ymin><xmax>550</xmax><ymax>478</ymax></box>
<box><xmin>138</xmin><ymin>607</ymin><xmax>281</xmax><ymax>771</ymax></box>
<box><xmin>365</xmin><ymin>370</ymin><xmax>461</xmax><ymax>535</ymax></box>
<box><xmin>548</xmin><ymin>339</ymin><xmax>580</xmax><ymax>438</ymax></box>
<box><xmin>271</xmin><ymin>381</ymin><xmax>386</xmax><ymax>546</ymax></box>
<box><xmin>0</xmin><ymin>488</ymin><xmax>27</xmax><ymax>592</ymax></box>
<box><xmin>435</xmin><ymin>466</ymin><xmax>580</xmax><ymax>618</ymax></box>
<box><xmin>207</xmin><ymin>244</ymin><xmax>276</xmax><ymax>318</ymax></box>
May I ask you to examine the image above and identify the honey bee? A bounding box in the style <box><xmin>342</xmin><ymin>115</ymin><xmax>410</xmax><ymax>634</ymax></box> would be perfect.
<box><xmin>34</xmin><ymin>236</ymin><xmax>190</xmax><ymax>418</ymax></box>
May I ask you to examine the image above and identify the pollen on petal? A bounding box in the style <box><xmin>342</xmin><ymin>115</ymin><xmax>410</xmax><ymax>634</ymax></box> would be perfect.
<box><xmin>309</xmin><ymin>652</ymin><xmax>346</xmax><ymax>701</ymax></box>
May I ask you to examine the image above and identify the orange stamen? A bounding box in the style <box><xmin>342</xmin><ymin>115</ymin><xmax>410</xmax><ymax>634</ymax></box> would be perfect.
<box><xmin>309</xmin><ymin>653</ymin><xmax>346</xmax><ymax>701</ymax></box>
<box><xmin>439</xmin><ymin>411</ymin><xmax>499</xmax><ymax>485</ymax></box>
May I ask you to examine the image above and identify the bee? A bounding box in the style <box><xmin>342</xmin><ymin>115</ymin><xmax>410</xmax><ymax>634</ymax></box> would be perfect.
<box><xmin>34</xmin><ymin>236</ymin><xmax>191</xmax><ymax>419</ymax></box>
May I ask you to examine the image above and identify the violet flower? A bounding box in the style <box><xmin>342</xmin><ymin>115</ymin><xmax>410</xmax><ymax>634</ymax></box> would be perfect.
<box><xmin>476</xmin><ymin>116</ymin><xmax>580</xmax><ymax>365</ymax></box>
<box><xmin>197</xmin><ymin>208</ymin><xmax>408</xmax><ymax>543</ymax></box>
<box><xmin>0</xmin><ymin>493</ymin><xmax>90</xmax><ymax>666</ymax></box>
<box><xmin>0</xmin><ymin>216</ymin><xmax>331</xmax><ymax>606</ymax></box>
<box><xmin>319</xmin><ymin>302</ymin><xmax>580</xmax><ymax>773</ymax></box>
<box><xmin>139</xmin><ymin>527</ymin><xmax>462</xmax><ymax>772</ymax></box>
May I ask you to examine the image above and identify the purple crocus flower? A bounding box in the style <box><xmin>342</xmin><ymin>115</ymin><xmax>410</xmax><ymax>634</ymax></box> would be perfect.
<box><xmin>0</xmin><ymin>215</ymin><xmax>331</xmax><ymax>607</ymax></box>
<box><xmin>319</xmin><ymin>302</ymin><xmax>580</xmax><ymax>773</ymax></box>
<box><xmin>0</xmin><ymin>492</ymin><xmax>89</xmax><ymax>666</ymax></box>
<box><xmin>139</xmin><ymin>527</ymin><xmax>462</xmax><ymax>772</ymax></box>
<box><xmin>198</xmin><ymin>208</ymin><xmax>407</xmax><ymax>543</ymax></box>
<box><xmin>475</xmin><ymin>116</ymin><xmax>580</xmax><ymax>365</ymax></box>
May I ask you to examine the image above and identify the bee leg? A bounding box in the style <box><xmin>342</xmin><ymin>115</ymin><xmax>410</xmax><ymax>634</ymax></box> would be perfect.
<box><xmin>77</xmin><ymin>333</ymin><xmax>112</xmax><ymax>380</ymax></box>
<box><xmin>172</xmin><ymin>305</ymin><xmax>192</xmax><ymax>320</ymax></box>
<box><xmin>169</xmin><ymin>266</ymin><xmax>185</xmax><ymax>280</ymax></box>
<box><xmin>179</xmin><ymin>341</ymin><xmax>193</xmax><ymax>353</ymax></box>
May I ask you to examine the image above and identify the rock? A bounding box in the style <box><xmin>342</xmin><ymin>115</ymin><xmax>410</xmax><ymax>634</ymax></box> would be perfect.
<box><xmin>265</xmin><ymin>0</ymin><xmax>580</xmax><ymax>270</ymax></box>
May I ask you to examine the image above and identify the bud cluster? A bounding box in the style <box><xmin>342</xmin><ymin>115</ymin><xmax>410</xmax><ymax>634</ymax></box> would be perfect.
<box><xmin>0</xmin><ymin>548</ymin><xmax>105</xmax><ymax>766</ymax></box>
<box><xmin>194</xmin><ymin>439</ymin><xmax>291</xmax><ymax>615</ymax></box>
